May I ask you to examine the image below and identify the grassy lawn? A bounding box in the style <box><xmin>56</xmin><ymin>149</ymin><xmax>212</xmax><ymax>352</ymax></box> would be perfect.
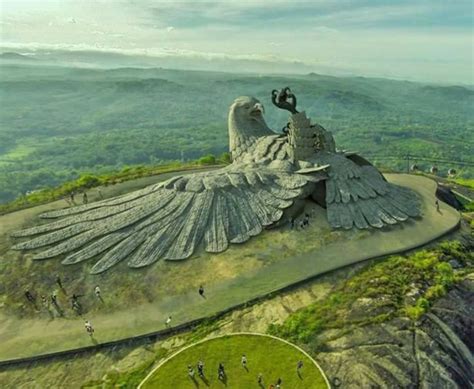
<box><xmin>140</xmin><ymin>334</ymin><xmax>328</xmax><ymax>389</ymax></box>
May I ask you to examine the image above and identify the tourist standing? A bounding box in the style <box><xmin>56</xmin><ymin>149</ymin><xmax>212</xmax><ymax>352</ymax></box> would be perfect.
<box><xmin>84</xmin><ymin>320</ymin><xmax>94</xmax><ymax>336</ymax></box>
<box><xmin>241</xmin><ymin>354</ymin><xmax>248</xmax><ymax>369</ymax></box>
<box><xmin>197</xmin><ymin>360</ymin><xmax>204</xmax><ymax>377</ymax></box>
<box><xmin>94</xmin><ymin>285</ymin><xmax>102</xmax><ymax>301</ymax></box>
<box><xmin>198</xmin><ymin>285</ymin><xmax>205</xmax><ymax>298</ymax></box>
<box><xmin>304</xmin><ymin>213</ymin><xmax>310</xmax><ymax>226</ymax></box>
<box><xmin>24</xmin><ymin>290</ymin><xmax>35</xmax><ymax>304</ymax></box>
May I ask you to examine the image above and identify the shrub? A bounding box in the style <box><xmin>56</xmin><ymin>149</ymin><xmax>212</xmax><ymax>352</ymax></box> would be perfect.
<box><xmin>425</xmin><ymin>284</ymin><xmax>446</xmax><ymax>300</ymax></box>
<box><xmin>77</xmin><ymin>174</ymin><xmax>102</xmax><ymax>188</ymax></box>
<box><xmin>405</xmin><ymin>305</ymin><xmax>425</xmax><ymax>321</ymax></box>
<box><xmin>218</xmin><ymin>152</ymin><xmax>232</xmax><ymax>164</ymax></box>
<box><xmin>435</xmin><ymin>262</ymin><xmax>455</xmax><ymax>286</ymax></box>
<box><xmin>198</xmin><ymin>154</ymin><xmax>216</xmax><ymax>165</ymax></box>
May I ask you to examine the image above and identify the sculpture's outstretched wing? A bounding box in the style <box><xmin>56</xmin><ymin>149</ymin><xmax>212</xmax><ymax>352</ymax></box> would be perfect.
<box><xmin>12</xmin><ymin>166</ymin><xmax>324</xmax><ymax>274</ymax></box>
<box><xmin>310</xmin><ymin>152</ymin><xmax>421</xmax><ymax>229</ymax></box>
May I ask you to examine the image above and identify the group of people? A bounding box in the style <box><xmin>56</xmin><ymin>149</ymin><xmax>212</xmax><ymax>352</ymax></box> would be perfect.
<box><xmin>66</xmin><ymin>188</ymin><xmax>104</xmax><ymax>207</ymax></box>
<box><xmin>187</xmin><ymin>360</ymin><xmax>227</xmax><ymax>381</ymax></box>
<box><xmin>187</xmin><ymin>360</ymin><xmax>206</xmax><ymax>379</ymax></box>
<box><xmin>23</xmin><ymin>275</ymin><xmax>104</xmax><ymax>338</ymax></box>
<box><xmin>187</xmin><ymin>354</ymin><xmax>303</xmax><ymax>387</ymax></box>
<box><xmin>289</xmin><ymin>212</ymin><xmax>311</xmax><ymax>230</ymax></box>
<box><xmin>66</xmin><ymin>190</ymin><xmax>88</xmax><ymax>206</ymax></box>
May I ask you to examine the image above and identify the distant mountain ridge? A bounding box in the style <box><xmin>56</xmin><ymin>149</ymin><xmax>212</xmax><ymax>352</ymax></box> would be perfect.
<box><xmin>0</xmin><ymin>62</ymin><xmax>472</xmax><ymax>204</ymax></box>
<box><xmin>0</xmin><ymin>52</ymin><xmax>36</xmax><ymax>61</ymax></box>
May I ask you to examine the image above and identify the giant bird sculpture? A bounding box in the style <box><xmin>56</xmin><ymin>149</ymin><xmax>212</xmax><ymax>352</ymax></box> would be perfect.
<box><xmin>11</xmin><ymin>88</ymin><xmax>421</xmax><ymax>274</ymax></box>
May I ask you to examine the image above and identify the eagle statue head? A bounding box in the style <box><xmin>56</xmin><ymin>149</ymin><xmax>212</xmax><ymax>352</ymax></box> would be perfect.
<box><xmin>228</xmin><ymin>96</ymin><xmax>273</xmax><ymax>159</ymax></box>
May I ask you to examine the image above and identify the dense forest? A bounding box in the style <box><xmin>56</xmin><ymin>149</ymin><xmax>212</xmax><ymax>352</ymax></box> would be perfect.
<box><xmin>0</xmin><ymin>63</ymin><xmax>473</xmax><ymax>204</ymax></box>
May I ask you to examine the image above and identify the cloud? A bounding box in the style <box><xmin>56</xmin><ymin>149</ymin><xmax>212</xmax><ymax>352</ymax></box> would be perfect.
<box><xmin>0</xmin><ymin>41</ymin><xmax>302</xmax><ymax>64</ymax></box>
<box><xmin>0</xmin><ymin>0</ymin><xmax>472</xmax><ymax>83</ymax></box>
<box><xmin>137</xmin><ymin>1</ymin><xmax>472</xmax><ymax>30</ymax></box>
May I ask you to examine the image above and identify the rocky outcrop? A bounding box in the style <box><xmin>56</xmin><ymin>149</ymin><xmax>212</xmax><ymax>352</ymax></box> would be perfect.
<box><xmin>317</xmin><ymin>279</ymin><xmax>474</xmax><ymax>388</ymax></box>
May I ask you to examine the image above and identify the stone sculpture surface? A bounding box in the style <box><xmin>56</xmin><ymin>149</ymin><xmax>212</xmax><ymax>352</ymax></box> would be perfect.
<box><xmin>11</xmin><ymin>88</ymin><xmax>421</xmax><ymax>273</ymax></box>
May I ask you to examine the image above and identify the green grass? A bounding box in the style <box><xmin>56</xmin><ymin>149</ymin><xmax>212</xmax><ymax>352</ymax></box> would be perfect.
<box><xmin>449</xmin><ymin>177</ymin><xmax>474</xmax><ymax>190</ymax></box>
<box><xmin>141</xmin><ymin>334</ymin><xmax>328</xmax><ymax>389</ymax></box>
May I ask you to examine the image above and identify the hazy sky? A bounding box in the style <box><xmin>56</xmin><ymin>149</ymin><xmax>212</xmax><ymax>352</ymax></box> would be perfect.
<box><xmin>1</xmin><ymin>0</ymin><xmax>473</xmax><ymax>83</ymax></box>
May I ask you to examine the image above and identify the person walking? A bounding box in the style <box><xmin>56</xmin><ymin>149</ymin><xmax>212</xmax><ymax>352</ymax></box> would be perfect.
<box><xmin>72</xmin><ymin>293</ymin><xmax>84</xmax><ymax>312</ymax></box>
<box><xmin>198</xmin><ymin>285</ymin><xmax>205</xmax><ymax>298</ymax></box>
<box><xmin>84</xmin><ymin>320</ymin><xmax>94</xmax><ymax>336</ymax></box>
<box><xmin>50</xmin><ymin>291</ymin><xmax>63</xmax><ymax>316</ymax></box>
<box><xmin>165</xmin><ymin>315</ymin><xmax>172</xmax><ymax>327</ymax></box>
<box><xmin>297</xmin><ymin>360</ymin><xmax>303</xmax><ymax>371</ymax></box>
<box><xmin>51</xmin><ymin>291</ymin><xmax>58</xmax><ymax>305</ymax></box>
<box><xmin>218</xmin><ymin>362</ymin><xmax>225</xmax><ymax>380</ymax></box>
<box><xmin>56</xmin><ymin>274</ymin><xmax>63</xmax><ymax>289</ymax></box>
<box><xmin>83</xmin><ymin>192</ymin><xmax>88</xmax><ymax>204</ymax></box>
<box><xmin>258</xmin><ymin>372</ymin><xmax>263</xmax><ymax>384</ymax></box>
<box><xmin>188</xmin><ymin>365</ymin><xmax>195</xmax><ymax>378</ymax></box>
<box><xmin>71</xmin><ymin>293</ymin><xmax>82</xmax><ymax>304</ymax></box>
<box><xmin>435</xmin><ymin>199</ymin><xmax>440</xmax><ymax>212</ymax></box>
<box><xmin>72</xmin><ymin>299</ymin><xmax>81</xmax><ymax>313</ymax></box>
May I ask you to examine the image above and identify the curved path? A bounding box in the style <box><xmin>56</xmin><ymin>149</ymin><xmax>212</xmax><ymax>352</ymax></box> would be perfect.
<box><xmin>138</xmin><ymin>333</ymin><xmax>330</xmax><ymax>389</ymax></box>
<box><xmin>0</xmin><ymin>174</ymin><xmax>460</xmax><ymax>363</ymax></box>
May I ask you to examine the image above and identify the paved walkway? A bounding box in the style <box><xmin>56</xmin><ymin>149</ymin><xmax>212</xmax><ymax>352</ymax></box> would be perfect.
<box><xmin>0</xmin><ymin>174</ymin><xmax>460</xmax><ymax>362</ymax></box>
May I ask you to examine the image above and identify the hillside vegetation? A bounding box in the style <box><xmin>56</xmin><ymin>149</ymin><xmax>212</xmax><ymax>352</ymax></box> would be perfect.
<box><xmin>268</xmin><ymin>240</ymin><xmax>473</xmax><ymax>349</ymax></box>
<box><xmin>0</xmin><ymin>64</ymin><xmax>473</xmax><ymax>203</ymax></box>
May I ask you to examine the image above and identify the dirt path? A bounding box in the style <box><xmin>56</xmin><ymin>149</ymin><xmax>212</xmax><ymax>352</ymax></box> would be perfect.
<box><xmin>0</xmin><ymin>174</ymin><xmax>460</xmax><ymax>362</ymax></box>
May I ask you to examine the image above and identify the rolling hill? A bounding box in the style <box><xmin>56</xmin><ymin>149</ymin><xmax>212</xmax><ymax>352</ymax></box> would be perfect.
<box><xmin>0</xmin><ymin>63</ymin><xmax>472</xmax><ymax>203</ymax></box>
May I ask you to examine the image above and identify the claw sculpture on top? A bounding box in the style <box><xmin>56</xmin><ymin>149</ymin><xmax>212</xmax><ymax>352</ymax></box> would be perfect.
<box><xmin>11</xmin><ymin>88</ymin><xmax>421</xmax><ymax>274</ymax></box>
